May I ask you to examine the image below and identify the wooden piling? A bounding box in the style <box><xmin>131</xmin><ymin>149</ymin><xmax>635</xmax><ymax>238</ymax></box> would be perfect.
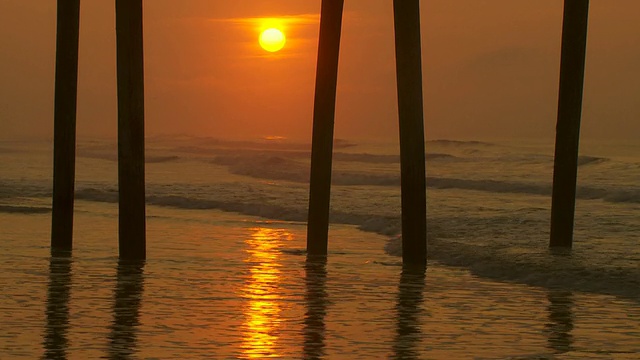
<box><xmin>550</xmin><ymin>0</ymin><xmax>590</xmax><ymax>248</ymax></box>
<box><xmin>393</xmin><ymin>0</ymin><xmax>427</xmax><ymax>265</ymax></box>
<box><xmin>306</xmin><ymin>0</ymin><xmax>345</xmax><ymax>256</ymax></box>
<box><xmin>51</xmin><ymin>0</ymin><xmax>81</xmax><ymax>251</ymax></box>
<box><xmin>116</xmin><ymin>0</ymin><xmax>146</xmax><ymax>259</ymax></box>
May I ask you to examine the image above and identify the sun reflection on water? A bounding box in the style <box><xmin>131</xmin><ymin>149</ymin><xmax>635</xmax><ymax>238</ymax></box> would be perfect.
<box><xmin>240</xmin><ymin>227</ymin><xmax>292</xmax><ymax>358</ymax></box>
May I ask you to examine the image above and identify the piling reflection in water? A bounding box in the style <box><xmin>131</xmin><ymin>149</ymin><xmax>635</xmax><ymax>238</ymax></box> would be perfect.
<box><xmin>241</xmin><ymin>227</ymin><xmax>290</xmax><ymax>358</ymax></box>
<box><xmin>107</xmin><ymin>259</ymin><xmax>145</xmax><ymax>360</ymax></box>
<box><xmin>43</xmin><ymin>250</ymin><xmax>72</xmax><ymax>360</ymax></box>
<box><xmin>303</xmin><ymin>256</ymin><xmax>328</xmax><ymax>360</ymax></box>
<box><xmin>393</xmin><ymin>265</ymin><xmax>426</xmax><ymax>359</ymax></box>
<box><xmin>545</xmin><ymin>289</ymin><xmax>574</xmax><ymax>354</ymax></box>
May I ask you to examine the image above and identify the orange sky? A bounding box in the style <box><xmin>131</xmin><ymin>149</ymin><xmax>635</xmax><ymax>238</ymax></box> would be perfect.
<box><xmin>1</xmin><ymin>0</ymin><xmax>639</xmax><ymax>142</ymax></box>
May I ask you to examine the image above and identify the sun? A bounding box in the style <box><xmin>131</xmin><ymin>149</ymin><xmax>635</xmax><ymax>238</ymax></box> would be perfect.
<box><xmin>259</xmin><ymin>28</ymin><xmax>286</xmax><ymax>53</ymax></box>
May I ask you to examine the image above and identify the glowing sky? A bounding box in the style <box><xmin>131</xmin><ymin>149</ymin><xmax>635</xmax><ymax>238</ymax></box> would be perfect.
<box><xmin>1</xmin><ymin>0</ymin><xmax>639</xmax><ymax>142</ymax></box>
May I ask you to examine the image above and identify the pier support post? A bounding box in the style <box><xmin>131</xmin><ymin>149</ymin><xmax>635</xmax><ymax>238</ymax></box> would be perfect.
<box><xmin>393</xmin><ymin>0</ymin><xmax>427</xmax><ymax>266</ymax></box>
<box><xmin>306</xmin><ymin>0</ymin><xmax>345</xmax><ymax>256</ymax></box>
<box><xmin>550</xmin><ymin>0</ymin><xmax>590</xmax><ymax>248</ymax></box>
<box><xmin>116</xmin><ymin>0</ymin><xmax>146</xmax><ymax>259</ymax></box>
<box><xmin>51</xmin><ymin>0</ymin><xmax>81</xmax><ymax>251</ymax></box>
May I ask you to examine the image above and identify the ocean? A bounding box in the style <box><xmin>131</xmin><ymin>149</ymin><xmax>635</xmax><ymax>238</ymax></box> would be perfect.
<box><xmin>0</xmin><ymin>136</ymin><xmax>638</xmax><ymax>359</ymax></box>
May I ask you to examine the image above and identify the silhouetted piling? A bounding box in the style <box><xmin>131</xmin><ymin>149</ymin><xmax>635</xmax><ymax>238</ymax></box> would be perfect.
<box><xmin>116</xmin><ymin>0</ymin><xmax>146</xmax><ymax>259</ymax></box>
<box><xmin>306</xmin><ymin>0</ymin><xmax>344</xmax><ymax>256</ymax></box>
<box><xmin>550</xmin><ymin>0</ymin><xmax>590</xmax><ymax>248</ymax></box>
<box><xmin>393</xmin><ymin>0</ymin><xmax>427</xmax><ymax>265</ymax></box>
<box><xmin>51</xmin><ymin>0</ymin><xmax>80</xmax><ymax>251</ymax></box>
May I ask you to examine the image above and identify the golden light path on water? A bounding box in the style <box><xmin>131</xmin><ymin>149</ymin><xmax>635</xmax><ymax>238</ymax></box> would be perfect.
<box><xmin>240</xmin><ymin>227</ymin><xmax>293</xmax><ymax>358</ymax></box>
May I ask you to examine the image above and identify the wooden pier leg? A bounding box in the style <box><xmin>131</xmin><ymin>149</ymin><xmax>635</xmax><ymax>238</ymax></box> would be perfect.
<box><xmin>306</xmin><ymin>0</ymin><xmax>345</xmax><ymax>257</ymax></box>
<box><xmin>51</xmin><ymin>0</ymin><xmax>81</xmax><ymax>251</ymax></box>
<box><xmin>116</xmin><ymin>0</ymin><xmax>146</xmax><ymax>260</ymax></box>
<box><xmin>550</xmin><ymin>0</ymin><xmax>590</xmax><ymax>248</ymax></box>
<box><xmin>393</xmin><ymin>0</ymin><xmax>427</xmax><ymax>266</ymax></box>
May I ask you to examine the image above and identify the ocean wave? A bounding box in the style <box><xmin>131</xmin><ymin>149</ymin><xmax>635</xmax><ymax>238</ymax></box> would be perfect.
<box><xmin>384</xmin><ymin>236</ymin><xmax>640</xmax><ymax>300</ymax></box>
<box><xmin>78</xmin><ymin>151</ymin><xmax>180</xmax><ymax>163</ymax></box>
<box><xmin>427</xmin><ymin>177</ymin><xmax>550</xmax><ymax>195</ymax></box>
<box><xmin>175</xmin><ymin>146</ymin><xmax>310</xmax><ymax>159</ymax></box>
<box><xmin>332</xmin><ymin>172</ymin><xmax>398</xmax><ymax>186</ymax></box>
<box><xmin>578</xmin><ymin>155</ymin><xmax>609</xmax><ymax>166</ymax></box>
<box><xmin>214</xmin><ymin>154</ymin><xmax>403</xmax><ymax>186</ymax></box>
<box><xmin>0</xmin><ymin>180</ymin><xmax>52</xmax><ymax>199</ymax></box>
<box><xmin>147</xmin><ymin>155</ymin><xmax>181</xmax><ymax>163</ymax></box>
<box><xmin>334</xmin><ymin>152</ymin><xmax>456</xmax><ymax>163</ymax></box>
<box><xmin>4</xmin><ymin>180</ymin><xmax>638</xmax><ymax>300</ymax></box>
<box><xmin>171</xmin><ymin>137</ymin><xmax>354</xmax><ymax>152</ymax></box>
<box><xmin>72</xmin><ymin>187</ymin><xmax>402</xmax><ymax>235</ymax></box>
<box><xmin>213</xmin><ymin>155</ymin><xmax>310</xmax><ymax>183</ymax></box>
<box><xmin>147</xmin><ymin>195</ymin><xmax>309</xmax><ymax>222</ymax></box>
<box><xmin>208</xmin><ymin>157</ymin><xmax>640</xmax><ymax>204</ymax></box>
<box><xmin>428</xmin><ymin>139</ymin><xmax>495</xmax><ymax>147</ymax></box>
<box><xmin>0</xmin><ymin>205</ymin><xmax>50</xmax><ymax>214</ymax></box>
<box><xmin>209</xmin><ymin>152</ymin><xmax>437</xmax><ymax>186</ymax></box>
<box><xmin>333</xmin><ymin>152</ymin><xmax>399</xmax><ymax>163</ymax></box>
<box><xmin>429</xmin><ymin>177</ymin><xmax>640</xmax><ymax>204</ymax></box>
<box><xmin>599</xmin><ymin>189</ymin><xmax>640</xmax><ymax>203</ymax></box>
<box><xmin>75</xmin><ymin>188</ymin><xmax>118</xmax><ymax>203</ymax></box>
<box><xmin>3</xmin><ymin>169</ymin><xmax>638</xmax><ymax>207</ymax></box>
<box><xmin>178</xmin><ymin>138</ymin><xmax>312</xmax><ymax>151</ymax></box>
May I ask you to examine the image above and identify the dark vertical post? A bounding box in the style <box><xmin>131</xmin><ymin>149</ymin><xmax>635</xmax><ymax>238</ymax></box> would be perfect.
<box><xmin>51</xmin><ymin>0</ymin><xmax>80</xmax><ymax>251</ymax></box>
<box><xmin>393</xmin><ymin>0</ymin><xmax>427</xmax><ymax>266</ymax></box>
<box><xmin>116</xmin><ymin>0</ymin><xmax>146</xmax><ymax>259</ymax></box>
<box><xmin>306</xmin><ymin>0</ymin><xmax>345</xmax><ymax>256</ymax></box>
<box><xmin>550</xmin><ymin>0</ymin><xmax>590</xmax><ymax>248</ymax></box>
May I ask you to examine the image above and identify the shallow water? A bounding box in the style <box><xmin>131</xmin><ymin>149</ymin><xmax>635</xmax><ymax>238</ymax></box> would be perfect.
<box><xmin>1</xmin><ymin>207</ymin><xmax>639</xmax><ymax>359</ymax></box>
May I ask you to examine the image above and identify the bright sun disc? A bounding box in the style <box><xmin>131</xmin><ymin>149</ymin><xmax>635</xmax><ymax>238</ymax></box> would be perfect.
<box><xmin>259</xmin><ymin>28</ymin><xmax>286</xmax><ymax>52</ymax></box>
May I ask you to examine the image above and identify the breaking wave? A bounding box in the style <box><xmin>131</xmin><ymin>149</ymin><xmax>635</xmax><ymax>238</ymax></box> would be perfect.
<box><xmin>75</xmin><ymin>187</ymin><xmax>400</xmax><ymax>232</ymax></box>
<box><xmin>200</xmin><ymin>149</ymin><xmax>456</xmax><ymax>166</ymax></box>
<box><xmin>146</xmin><ymin>155</ymin><xmax>181</xmax><ymax>163</ymax></box>
<box><xmin>2</xmin><ymin>138</ymin><xmax>639</xmax><ymax>303</ymax></box>
<box><xmin>207</xmin><ymin>156</ymin><xmax>640</xmax><ymax>204</ymax></box>
<box><xmin>429</xmin><ymin>177</ymin><xmax>640</xmax><ymax>203</ymax></box>
<box><xmin>384</xmin><ymin>235</ymin><xmax>640</xmax><ymax>301</ymax></box>
<box><xmin>428</xmin><ymin>139</ymin><xmax>496</xmax><ymax>147</ymax></box>
<box><xmin>2</xmin><ymin>180</ymin><xmax>638</xmax><ymax>300</ymax></box>
<box><xmin>0</xmin><ymin>205</ymin><xmax>50</xmax><ymax>214</ymax></box>
<box><xmin>78</xmin><ymin>151</ymin><xmax>180</xmax><ymax>163</ymax></box>
<box><xmin>333</xmin><ymin>152</ymin><xmax>457</xmax><ymax>163</ymax></box>
<box><xmin>578</xmin><ymin>155</ymin><xmax>608</xmax><ymax>166</ymax></box>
